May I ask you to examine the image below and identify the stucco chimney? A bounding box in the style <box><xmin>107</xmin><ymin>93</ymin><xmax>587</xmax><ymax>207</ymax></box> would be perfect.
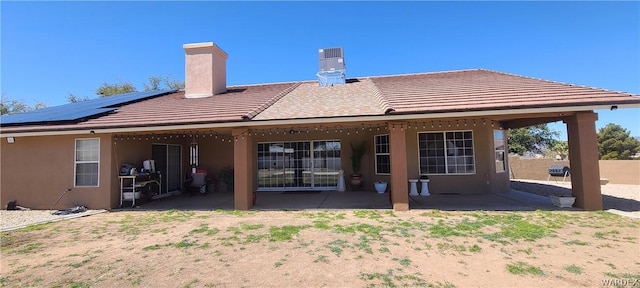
<box><xmin>183</xmin><ymin>42</ymin><xmax>228</xmax><ymax>98</ymax></box>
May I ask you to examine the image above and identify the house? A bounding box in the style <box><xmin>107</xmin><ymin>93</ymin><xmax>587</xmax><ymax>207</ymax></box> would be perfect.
<box><xmin>2</xmin><ymin>42</ymin><xmax>639</xmax><ymax>211</ymax></box>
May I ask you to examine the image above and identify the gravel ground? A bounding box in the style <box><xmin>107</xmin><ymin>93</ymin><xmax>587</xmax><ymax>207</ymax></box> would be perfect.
<box><xmin>0</xmin><ymin>209</ymin><xmax>107</xmax><ymax>232</ymax></box>
<box><xmin>1</xmin><ymin>181</ymin><xmax>638</xmax><ymax>231</ymax></box>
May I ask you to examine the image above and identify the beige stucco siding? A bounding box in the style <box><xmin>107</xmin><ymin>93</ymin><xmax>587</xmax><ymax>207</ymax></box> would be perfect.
<box><xmin>0</xmin><ymin>117</ymin><xmax>511</xmax><ymax>210</ymax></box>
<box><xmin>1</xmin><ymin>134</ymin><xmax>113</xmax><ymax>210</ymax></box>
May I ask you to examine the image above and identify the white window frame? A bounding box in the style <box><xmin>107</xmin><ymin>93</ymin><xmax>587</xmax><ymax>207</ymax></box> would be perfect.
<box><xmin>374</xmin><ymin>134</ymin><xmax>390</xmax><ymax>175</ymax></box>
<box><xmin>418</xmin><ymin>130</ymin><xmax>476</xmax><ymax>175</ymax></box>
<box><xmin>494</xmin><ymin>130</ymin><xmax>506</xmax><ymax>173</ymax></box>
<box><xmin>74</xmin><ymin>138</ymin><xmax>100</xmax><ymax>187</ymax></box>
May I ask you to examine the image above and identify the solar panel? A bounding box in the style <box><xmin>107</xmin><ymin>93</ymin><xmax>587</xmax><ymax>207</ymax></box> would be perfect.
<box><xmin>1</xmin><ymin>90</ymin><xmax>175</xmax><ymax>125</ymax></box>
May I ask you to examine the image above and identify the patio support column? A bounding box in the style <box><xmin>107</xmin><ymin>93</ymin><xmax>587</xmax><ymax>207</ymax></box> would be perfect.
<box><xmin>233</xmin><ymin>128</ymin><xmax>254</xmax><ymax>210</ymax></box>
<box><xmin>389</xmin><ymin>122</ymin><xmax>409</xmax><ymax>211</ymax></box>
<box><xmin>564</xmin><ymin>112</ymin><xmax>602</xmax><ymax>210</ymax></box>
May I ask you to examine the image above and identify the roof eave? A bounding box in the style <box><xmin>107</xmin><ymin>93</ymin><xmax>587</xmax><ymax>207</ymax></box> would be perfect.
<box><xmin>2</xmin><ymin>103</ymin><xmax>638</xmax><ymax>138</ymax></box>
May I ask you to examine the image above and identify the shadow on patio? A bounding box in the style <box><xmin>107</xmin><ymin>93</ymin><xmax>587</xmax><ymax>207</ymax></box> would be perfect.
<box><xmin>119</xmin><ymin>188</ymin><xmax>569</xmax><ymax>212</ymax></box>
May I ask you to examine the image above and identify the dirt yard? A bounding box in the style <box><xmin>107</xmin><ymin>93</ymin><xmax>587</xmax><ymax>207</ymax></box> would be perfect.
<box><xmin>1</xmin><ymin>209</ymin><xmax>639</xmax><ymax>287</ymax></box>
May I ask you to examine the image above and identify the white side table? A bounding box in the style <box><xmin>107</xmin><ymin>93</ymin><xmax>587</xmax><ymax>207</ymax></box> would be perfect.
<box><xmin>409</xmin><ymin>179</ymin><xmax>420</xmax><ymax>196</ymax></box>
<box><xmin>419</xmin><ymin>179</ymin><xmax>430</xmax><ymax>196</ymax></box>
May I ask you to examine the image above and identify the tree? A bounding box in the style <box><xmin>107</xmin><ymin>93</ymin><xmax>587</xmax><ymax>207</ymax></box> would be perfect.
<box><xmin>96</xmin><ymin>81</ymin><xmax>137</xmax><ymax>97</ymax></box>
<box><xmin>1</xmin><ymin>96</ymin><xmax>47</xmax><ymax>115</ymax></box>
<box><xmin>143</xmin><ymin>75</ymin><xmax>185</xmax><ymax>91</ymax></box>
<box><xmin>550</xmin><ymin>140</ymin><xmax>569</xmax><ymax>160</ymax></box>
<box><xmin>597</xmin><ymin>123</ymin><xmax>640</xmax><ymax>160</ymax></box>
<box><xmin>66</xmin><ymin>93</ymin><xmax>89</xmax><ymax>103</ymax></box>
<box><xmin>94</xmin><ymin>76</ymin><xmax>184</xmax><ymax>98</ymax></box>
<box><xmin>507</xmin><ymin>124</ymin><xmax>559</xmax><ymax>155</ymax></box>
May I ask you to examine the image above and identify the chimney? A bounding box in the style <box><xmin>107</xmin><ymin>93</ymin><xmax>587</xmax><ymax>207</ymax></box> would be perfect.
<box><xmin>183</xmin><ymin>42</ymin><xmax>228</xmax><ymax>98</ymax></box>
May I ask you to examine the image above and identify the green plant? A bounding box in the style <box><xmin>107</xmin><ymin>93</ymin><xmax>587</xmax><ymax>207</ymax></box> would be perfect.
<box><xmin>218</xmin><ymin>167</ymin><xmax>234</xmax><ymax>191</ymax></box>
<box><xmin>564</xmin><ymin>264</ymin><xmax>582</xmax><ymax>274</ymax></box>
<box><xmin>268</xmin><ymin>225</ymin><xmax>308</xmax><ymax>242</ymax></box>
<box><xmin>350</xmin><ymin>141</ymin><xmax>367</xmax><ymax>175</ymax></box>
<box><xmin>506</xmin><ymin>262</ymin><xmax>544</xmax><ymax>276</ymax></box>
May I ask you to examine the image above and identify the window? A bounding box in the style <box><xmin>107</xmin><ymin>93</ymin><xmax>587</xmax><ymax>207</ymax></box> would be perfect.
<box><xmin>375</xmin><ymin>134</ymin><xmax>390</xmax><ymax>174</ymax></box>
<box><xmin>418</xmin><ymin>131</ymin><xmax>475</xmax><ymax>175</ymax></box>
<box><xmin>75</xmin><ymin>138</ymin><xmax>99</xmax><ymax>186</ymax></box>
<box><xmin>494</xmin><ymin>130</ymin><xmax>506</xmax><ymax>173</ymax></box>
<box><xmin>257</xmin><ymin>140</ymin><xmax>341</xmax><ymax>189</ymax></box>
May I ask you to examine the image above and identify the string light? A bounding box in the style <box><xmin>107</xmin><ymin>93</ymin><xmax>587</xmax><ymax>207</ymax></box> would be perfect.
<box><xmin>113</xmin><ymin>121</ymin><xmax>485</xmax><ymax>143</ymax></box>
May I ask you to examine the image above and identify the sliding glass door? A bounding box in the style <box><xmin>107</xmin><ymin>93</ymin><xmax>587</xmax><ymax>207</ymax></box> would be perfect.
<box><xmin>152</xmin><ymin>144</ymin><xmax>182</xmax><ymax>194</ymax></box>
<box><xmin>257</xmin><ymin>140</ymin><xmax>341</xmax><ymax>191</ymax></box>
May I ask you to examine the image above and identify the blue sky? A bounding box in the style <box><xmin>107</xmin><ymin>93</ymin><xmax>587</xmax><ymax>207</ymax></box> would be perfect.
<box><xmin>2</xmin><ymin>1</ymin><xmax>639</xmax><ymax>138</ymax></box>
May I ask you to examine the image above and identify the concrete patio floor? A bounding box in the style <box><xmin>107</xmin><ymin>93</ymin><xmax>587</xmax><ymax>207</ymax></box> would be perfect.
<box><xmin>121</xmin><ymin>188</ymin><xmax>569</xmax><ymax>211</ymax></box>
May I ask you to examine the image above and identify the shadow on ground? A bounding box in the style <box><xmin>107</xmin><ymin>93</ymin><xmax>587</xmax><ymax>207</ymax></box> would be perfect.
<box><xmin>511</xmin><ymin>180</ymin><xmax>640</xmax><ymax>212</ymax></box>
<box><xmin>117</xmin><ymin>183</ymin><xmax>588</xmax><ymax>212</ymax></box>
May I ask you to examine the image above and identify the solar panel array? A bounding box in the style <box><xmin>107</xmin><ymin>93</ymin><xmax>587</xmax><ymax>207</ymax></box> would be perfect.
<box><xmin>1</xmin><ymin>90</ymin><xmax>175</xmax><ymax>125</ymax></box>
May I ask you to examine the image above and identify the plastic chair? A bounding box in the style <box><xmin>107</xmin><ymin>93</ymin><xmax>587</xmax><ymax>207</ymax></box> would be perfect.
<box><xmin>189</xmin><ymin>172</ymin><xmax>207</xmax><ymax>196</ymax></box>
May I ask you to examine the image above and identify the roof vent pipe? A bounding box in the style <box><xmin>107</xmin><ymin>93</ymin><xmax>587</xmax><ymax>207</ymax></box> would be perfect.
<box><xmin>183</xmin><ymin>42</ymin><xmax>228</xmax><ymax>98</ymax></box>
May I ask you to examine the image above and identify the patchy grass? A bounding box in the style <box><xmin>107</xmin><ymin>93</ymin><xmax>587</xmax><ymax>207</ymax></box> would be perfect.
<box><xmin>16</xmin><ymin>223</ymin><xmax>51</xmax><ymax>232</ymax></box>
<box><xmin>397</xmin><ymin>257</ymin><xmax>412</xmax><ymax>267</ymax></box>
<box><xmin>564</xmin><ymin>240</ymin><xmax>589</xmax><ymax>246</ymax></box>
<box><xmin>174</xmin><ymin>239</ymin><xmax>198</xmax><ymax>249</ymax></box>
<box><xmin>334</xmin><ymin>223</ymin><xmax>383</xmax><ymax>238</ymax></box>
<box><xmin>325</xmin><ymin>239</ymin><xmax>349</xmax><ymax>256</ymax></box>
<box><xmin>143</xmin><ymin>244</ymin><xmax>162</xmax><ymax>251</ymax></box>
<box><xmin>356</xmin><ymin>235</ymin><xmax>373</xmax><ymax>254</ymax></box>
<box><xmin>1</xmin><ymin>209</ymin><xmax>638</xmax><ymax>287</ymax></box>
<box><xmin>564</xmin><ymin>264</ymin><xmax>583</xmax><ymax>274</ymax></box>
<box><xmin>429</xmin><ymin>220</ymin><xmax>462</xmax><ymax>237</ymax></box>
<box><xmin>468</xmin><ymin>244</ymin><xmax>482</xmax><ymax>252</ymax></box>
<box><xmin>506</xmin><ymin>262</ymin><xmax>544</xmax><ymax>276</ymax></box>
<box><xmin>353</xmin><ymin>210</ymin><xmax>383</xmax><ymax>220</ymax></box>
<box><xmin>268</xmin><ymin>225</ymin><xmax>309</xmax><ymax>242</ymax></box>
<box><xmin>359</xmin><ymin>269</ymin><xmax>429</xmax><ymax>287</ymax></box>
<box><xmin>594</xmin><ymin>230</ymin><xmax>620</xmax><ymax>240</ymax></box>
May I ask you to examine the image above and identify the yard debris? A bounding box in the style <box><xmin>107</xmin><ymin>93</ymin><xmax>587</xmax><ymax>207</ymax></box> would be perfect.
<box><xmin>52</xmin><ymin>205</ymin><xmax>87</xmax><ymax>215</ymax></box>
<box><xmin>6</xmin><ymin>200</ymin><xmax>31</xmax><ymax>211</ymax></box>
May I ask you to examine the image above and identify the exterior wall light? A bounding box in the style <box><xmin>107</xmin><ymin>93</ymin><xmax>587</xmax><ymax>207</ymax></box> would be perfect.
<box><xmin>7</xmin><ymin>137</ymin><xmax>15</xmax><ymax>144</ymax></box>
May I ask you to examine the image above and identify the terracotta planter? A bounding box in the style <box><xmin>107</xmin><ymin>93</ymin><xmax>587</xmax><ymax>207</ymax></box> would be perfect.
<box><xmin>350</xmin><ymin>174</ymin><xmax>364</xmax><ymax>189</ymax></box>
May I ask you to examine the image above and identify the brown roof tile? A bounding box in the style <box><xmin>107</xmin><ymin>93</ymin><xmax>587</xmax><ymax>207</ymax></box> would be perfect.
<box><xmin>370</xmin><ymin>69</ymin><xmax>640</xmax><ymax>114</ymax></box>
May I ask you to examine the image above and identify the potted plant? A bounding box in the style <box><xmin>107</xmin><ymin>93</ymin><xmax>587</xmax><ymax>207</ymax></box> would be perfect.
<box><xmin>350</xmin><ymin>141</ymin><xmax>367</xmax><ymax>188</ymax></box>
<box><xmin>374</xmin><ymin>181</ymin><xmax>387</xmax><ymax>193</ymax></box>
<box><xmin>218</xmin><ymin>167</ymin><xmax>234</xmax><ymax>192</ymax></box>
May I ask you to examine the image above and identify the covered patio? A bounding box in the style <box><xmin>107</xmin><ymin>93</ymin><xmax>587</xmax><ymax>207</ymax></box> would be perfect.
<box><xmin>128</xmin><ymin>188</ymin><xmax>563</xmax><ymax>212</ymax></box>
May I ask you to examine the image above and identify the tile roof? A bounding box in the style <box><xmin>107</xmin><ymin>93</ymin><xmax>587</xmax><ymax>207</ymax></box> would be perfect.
<box><xmin>87</xmin><ymin>82</ymin><xmax>299</xmax><ymax>125</ymax></box>
<box><xmin>0</xmin><ymin>82</ymin><xmax>298</xmax><ymax>132</ymax></box>
<box><xmin>253</xmin><ymin>79</ymin><xmax>388</xmax><ymax>120</ymax></box>
<box><xmin>2</xmin><ymin>69</ymin><xmax>639</xmax><ymax>134</ymax></box>
<box><xmin>369</xmin><ymin>69</ymin><xmax>640</xmax><ymax>114</ymax></box>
